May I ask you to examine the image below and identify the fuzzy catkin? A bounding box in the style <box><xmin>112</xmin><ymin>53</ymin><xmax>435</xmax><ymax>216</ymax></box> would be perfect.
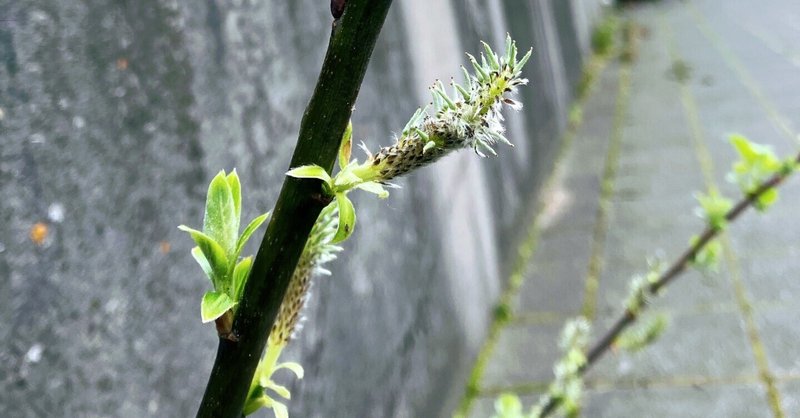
<box><xmin>356</xmin><ymin>37</ymin><xmax>530</xmax><ymax>183</ymax></box>
<box><xmin>270</xmin><ymin>205</ymin><xmax>340</xmax><ymax>345</ymax></box>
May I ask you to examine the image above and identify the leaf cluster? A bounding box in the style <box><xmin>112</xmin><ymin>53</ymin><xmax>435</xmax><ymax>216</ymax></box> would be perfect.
<box><xmin>179</xmin><ymin>170</ymin><xmax>269</xmax><ymax>323</ymax></box>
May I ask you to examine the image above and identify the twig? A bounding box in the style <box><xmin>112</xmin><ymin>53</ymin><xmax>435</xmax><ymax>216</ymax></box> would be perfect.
<box><xmin>195</xmin><ymin>1</ymin><xmax>392</xmax><ymax>417</ymax></box>
<box><xmin>539</xmin><ymin>151</ymin><xmax>800</xmax><ymax>417</ymax></box>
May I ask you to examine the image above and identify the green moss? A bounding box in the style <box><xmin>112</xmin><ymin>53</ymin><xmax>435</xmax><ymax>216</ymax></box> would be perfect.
<box><xmin>580</xmin><ymin>64</ymin><xmax>631</xmax><ymax>321</ymax></box>
<box><xmin>591</xmin><ymin>15</ymin><xmax>619</xmax><ymax>56</ymax></box>
<box><xmin>668</xmin><ymin>59</ymin><xmax>693</xmax><ymax>83</ymax></box>
<box><xmin>493</xmin><ymin>303</ymin><xmax>513</xmax><ymax>323</ymax></box>
<box><xmin>620</xmin><ymin>20</ymin><xmax>642</xmax><ymax>63</ymax></box>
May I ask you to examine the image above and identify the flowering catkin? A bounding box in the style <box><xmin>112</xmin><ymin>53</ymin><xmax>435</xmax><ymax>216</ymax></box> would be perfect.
<box><xmin>269</xmin><ymin>204</ymin><xmax>340</xmax><ymax>345</ymax></box>
<box><xmin>352</xmin><ymin>35</ymin><xmax>531</xmax><ymax>183</ymax></box>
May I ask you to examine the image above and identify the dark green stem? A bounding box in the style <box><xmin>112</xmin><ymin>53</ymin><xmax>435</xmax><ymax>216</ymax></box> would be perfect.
<box><xmin>196</xmin><ymin>1</ymin><xmax>392</xmax><ymax>416</ymax></box>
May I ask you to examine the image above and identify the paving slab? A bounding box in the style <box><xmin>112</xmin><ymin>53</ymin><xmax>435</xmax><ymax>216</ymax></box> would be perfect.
<box><xmin>462</xmin><ymin>1</ymin><xmax>800</xmax><ymax>416</ymax></box>
<box><xmin>481</xmin><ymin>323</ymin><xmax>563</xmax><ymax>389</ymax></box>
<box><xmin>587</xmin><ymin>311</ymin><xmax>756</xmax><ymax>383</ymax></box>
<box><xmin>753</xmin><ymin>307</ymin><xmax>800</xmax><ymax>377</ymax></box>
<box><xmin>777</xmin><ymin>380</ymin><xmax>800</xmax><ymax>418</ymax></box>
<box><xmin>584</xmin><ymin>383</ymin><xmax>772</xmax><ymax>418</ymax></box>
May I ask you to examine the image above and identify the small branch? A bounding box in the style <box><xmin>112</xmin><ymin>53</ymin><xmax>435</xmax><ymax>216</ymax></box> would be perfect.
<box><xmin>539</xmin><ymin>151</ymin><xmax>800</xmax><ymax>417</ymax></box>
<box><xmin>195</xmin><ymin>2</ymin><xmax>392</xmax><ymax>417</ymax></box>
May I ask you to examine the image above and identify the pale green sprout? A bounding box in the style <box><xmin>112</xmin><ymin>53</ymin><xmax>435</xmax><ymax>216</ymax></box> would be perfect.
<box><xmin>287</xmin><ymin>35</ymin><xmax>531</xmax><ymax>243</ymax></box>
<box><xmin>529</xmin><ymin>317</ymin><xmax>591</xmax><ymax>418</ymax></box>
<box><xmin>689</xmin><ymin>235</ymin><xmax>723</xmax><ymax>273</ymax></box>
<box><xmin>493</xmin><ymin>319</ymin><xmax>592</xmax><ymax>418</ymax></box>
<box><xmin>616</xmin><ymin>313</ymin><xmax>669</xmax><ymax>352</ymax></box>
<box><xmin>178</xmin><ymin>170</ymin><xmax>269</xmax><ymax>323</ymax></box>
<box><xmin>694</xmin><ymin>189</ymin><xmax>732</xmax><ymax>231</ymax></box>
<box><xmin>623</xmin><ymin>258</ymin><xmax>664</xmax><ymax>315</ymax></box>
<box><xmin>728</xmin><ymin>135</ymin><xmax>783</xmax><ymax>211</ymax></box>
<box><xmin>491</xmin><ymin>393</ymin><xmax>526</xmax><ymax>418</ymax></box>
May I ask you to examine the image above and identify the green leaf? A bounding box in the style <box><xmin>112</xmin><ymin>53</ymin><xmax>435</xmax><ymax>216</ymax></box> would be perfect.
<box><xmin>729</xmin><ymin>135</ymin><xmax>782</xmax><ymax>195</ymax></box>
<box><xmin>264</xmin><ymin>380</ymin><xmax>291</xmax><ymax>399</ymax></box>
<box><xmin>201</xmin><ymin>291</ymin><xmax>236</xmax><ymax>323</ymax></box>
<box><xmin>755</xmin><ymin>188</ymin><xmax>779</xmax><ymax>211</ymax></box>
<box><xmin>203</xmin><ymin>171</ymin><xmax>239</xmax><ymax>256</ymax></box>
<box><xmin>271</xmin><ymin>400</ymin><xmax>288</xmax><ymax>418</ymax></box>
<box><xmin>275</xmin><ymin>361</ymin><xmax>305</xmax><ymax>379</ymax></box>
<box><xmin>190</xmin><ymin>246</ymin><xmax>214</xmax><ymax>283</ymax></box>
<box><xmin>695</xmin><ymin>190</ymin><xmax>732</xmax><ymax>231</ymax></box>
<box><xmin>356</xmin><ymin>181</ymin><xmax>389</xmax><ymax>199</ymax></box>
<box><xmin>339</xmin><ymin>121</ymin><xmax>353</xmax><ymax>171</ymax></box>
<box><xmin>237</xmin><ymin>212</ymin><xmax>270</xmax><ymax>257</ymax></box>
<box><xmin>226</xmin><ymin>170</ymin><xmax>242</xmax><ymax>222</ymax></box>
<box><xmin>242</xmin><ymin>391</ymin><xmax>268</xmax><ymax>416</ymax></box>
<box><xmin>286</xmin><ymin>165</ymin><xmax>332</xmax><ymax>187</ymax></box>
<box><xmin>332</xmin><ymin>193</ymin><xmax>356</xmax><ymax>244</ymax></box>
<box><xmin>333</xmin><ymin>170</ymin><xmax>362</xmax><ymax>189</ymax></box>
<box><xmin>179</xmin><ymin>225</ymin><xmax>229</xmax><ymax>287</ymax></box>
<box><xmin>616</xmin><ymin>313</ymin><xmax>669</xmax><ymax>352</ymax></box>
<box><xmin>492</xmin><ymin>393</ymin><xmax>523</xmax><ymax>418</ymax></box>
<box><xmin>232</xmin><ymin>256</ymin><xmax>253</xmax><ymax>303</ymax></box>
<box><xmin>690</xmin><ymin>236</ymin><xmax>723</xmax><ymax>273</ymax></box>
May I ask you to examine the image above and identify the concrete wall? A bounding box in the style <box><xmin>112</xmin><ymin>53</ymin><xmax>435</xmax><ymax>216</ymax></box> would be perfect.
<box><xmin>0</xmin><ymin>0</ymin><xmax>604</xmax><ymax>416</ymax></box>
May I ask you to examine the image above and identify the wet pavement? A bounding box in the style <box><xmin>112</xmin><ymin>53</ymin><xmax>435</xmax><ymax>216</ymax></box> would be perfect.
<box><xmin>463</xmin><ymin>1</ymin><xmax>800</xmax><ymax>417</ymax></box>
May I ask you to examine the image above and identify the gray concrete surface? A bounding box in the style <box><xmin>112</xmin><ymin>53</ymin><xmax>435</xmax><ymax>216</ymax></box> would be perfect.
<box><xmin>0</xmin><ymin>0</ymin><xmax>605</xmax><ymax>417</ymax></box>
<box><xmin>465</xmin><ymin>0</ymin><xmax>800</xmax><ymax>417</ymax></box>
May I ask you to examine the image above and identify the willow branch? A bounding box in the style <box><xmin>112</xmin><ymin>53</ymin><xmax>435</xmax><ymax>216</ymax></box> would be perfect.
<box><xmin>540</xmin><ymin>151</ymin><xmax>800</xmax><ymax>417</ymax></box>
<box><xmin>196</xmin><ymin>2</ymin><xmax>392</xmax><ymax>416</ymax></box>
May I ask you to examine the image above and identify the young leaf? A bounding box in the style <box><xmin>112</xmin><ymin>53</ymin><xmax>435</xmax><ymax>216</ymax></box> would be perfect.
<box><xmin>286</xmin><ymin>165</ymin><xmax>333</xmax><ymax>188</ymax></box>
<box><xmin>356</xmin><ymin>181</ymin><xmax>389</xmax><ymax>198</ymax></box>
<box><xmin>339</xmin><ymin>121</ymin><xmax>353</xmax><ymax>171</ymax></box>
<box><xmin>264</xmin><ymin>380</ymin><xmax>291</xmax><ymax>399</ymax></box>
<box><xmin>232</xmin><ymin>256</ymin><xmax>253</xmax><ymax>303</ymax></box>
<box><xmin>242</xmin><ymin>391</ymin><xmax>269</xmax><ymax>416</ymax></box>
<box><xmin>491</xmin><ymin>393</ymin><xmax>524</xmax><ymax>418</ymax></box>
<box><xmin>271</xmin><ymin>400</ymin><xmax>288</xmax><ymax>418</ymax></box>
<box><xmin>226</xmin><ymin>170</ymin><xmax>242</xmax><ymax>222</ymax></box>
<box><xmin>729</xmin><ymin>135</ymin><xmax>781</xmax><ymax>195</ymax></box>
<box><xmin>695</xmin><ymin>190</ymin><xmax>732</xmax><ymax>231</ymax></box>
<box><xmin>616</xmin><ymin>314</ymin><xmax>669</xmax><ymax>352</ymax></box>
<box><xmin>190</xmin><ymin>246</ymin><xmax>214</xmax><ymax>283</ymax></box>
<box><xmin>179</xmin><ymin>225</ymin><xmax>229</xmax><ymax>286</ymax></box>
<box><xmin>690</xmin><ymin>235</ymin><xmax>723</xmax><ymax>272</ymax></box>
<box><xmin>332</xmin><ymin>193</ymin><xmax>356</xmax><ymax>243</ymax></box>
<box><xmin>333</xmin><ymin>170</ymin><xmax>363</xmax><ymax>189</ymax></box>
<box><xmin>201</xmin><ymin>291</ymin><xmax>237</xmax><ymax>323</ymax></box>
<box><xmin>203</xmin><ymin>171</ymin><xmax>239</xmax><ymax>256</ymax></box>
<box><xmin>755</xmin><ymin>187</ymin><xmax>779</xmax><ymax>211</ymax></box>
<box><xmin>237</xmin><ymin>212</ymin><xmax>270</xmax><ymax>257</ymax></box>
<box><xmin>275</xmin><ymin>362</ymin><xmax>305</xmax><ymax>379</ymax></box>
